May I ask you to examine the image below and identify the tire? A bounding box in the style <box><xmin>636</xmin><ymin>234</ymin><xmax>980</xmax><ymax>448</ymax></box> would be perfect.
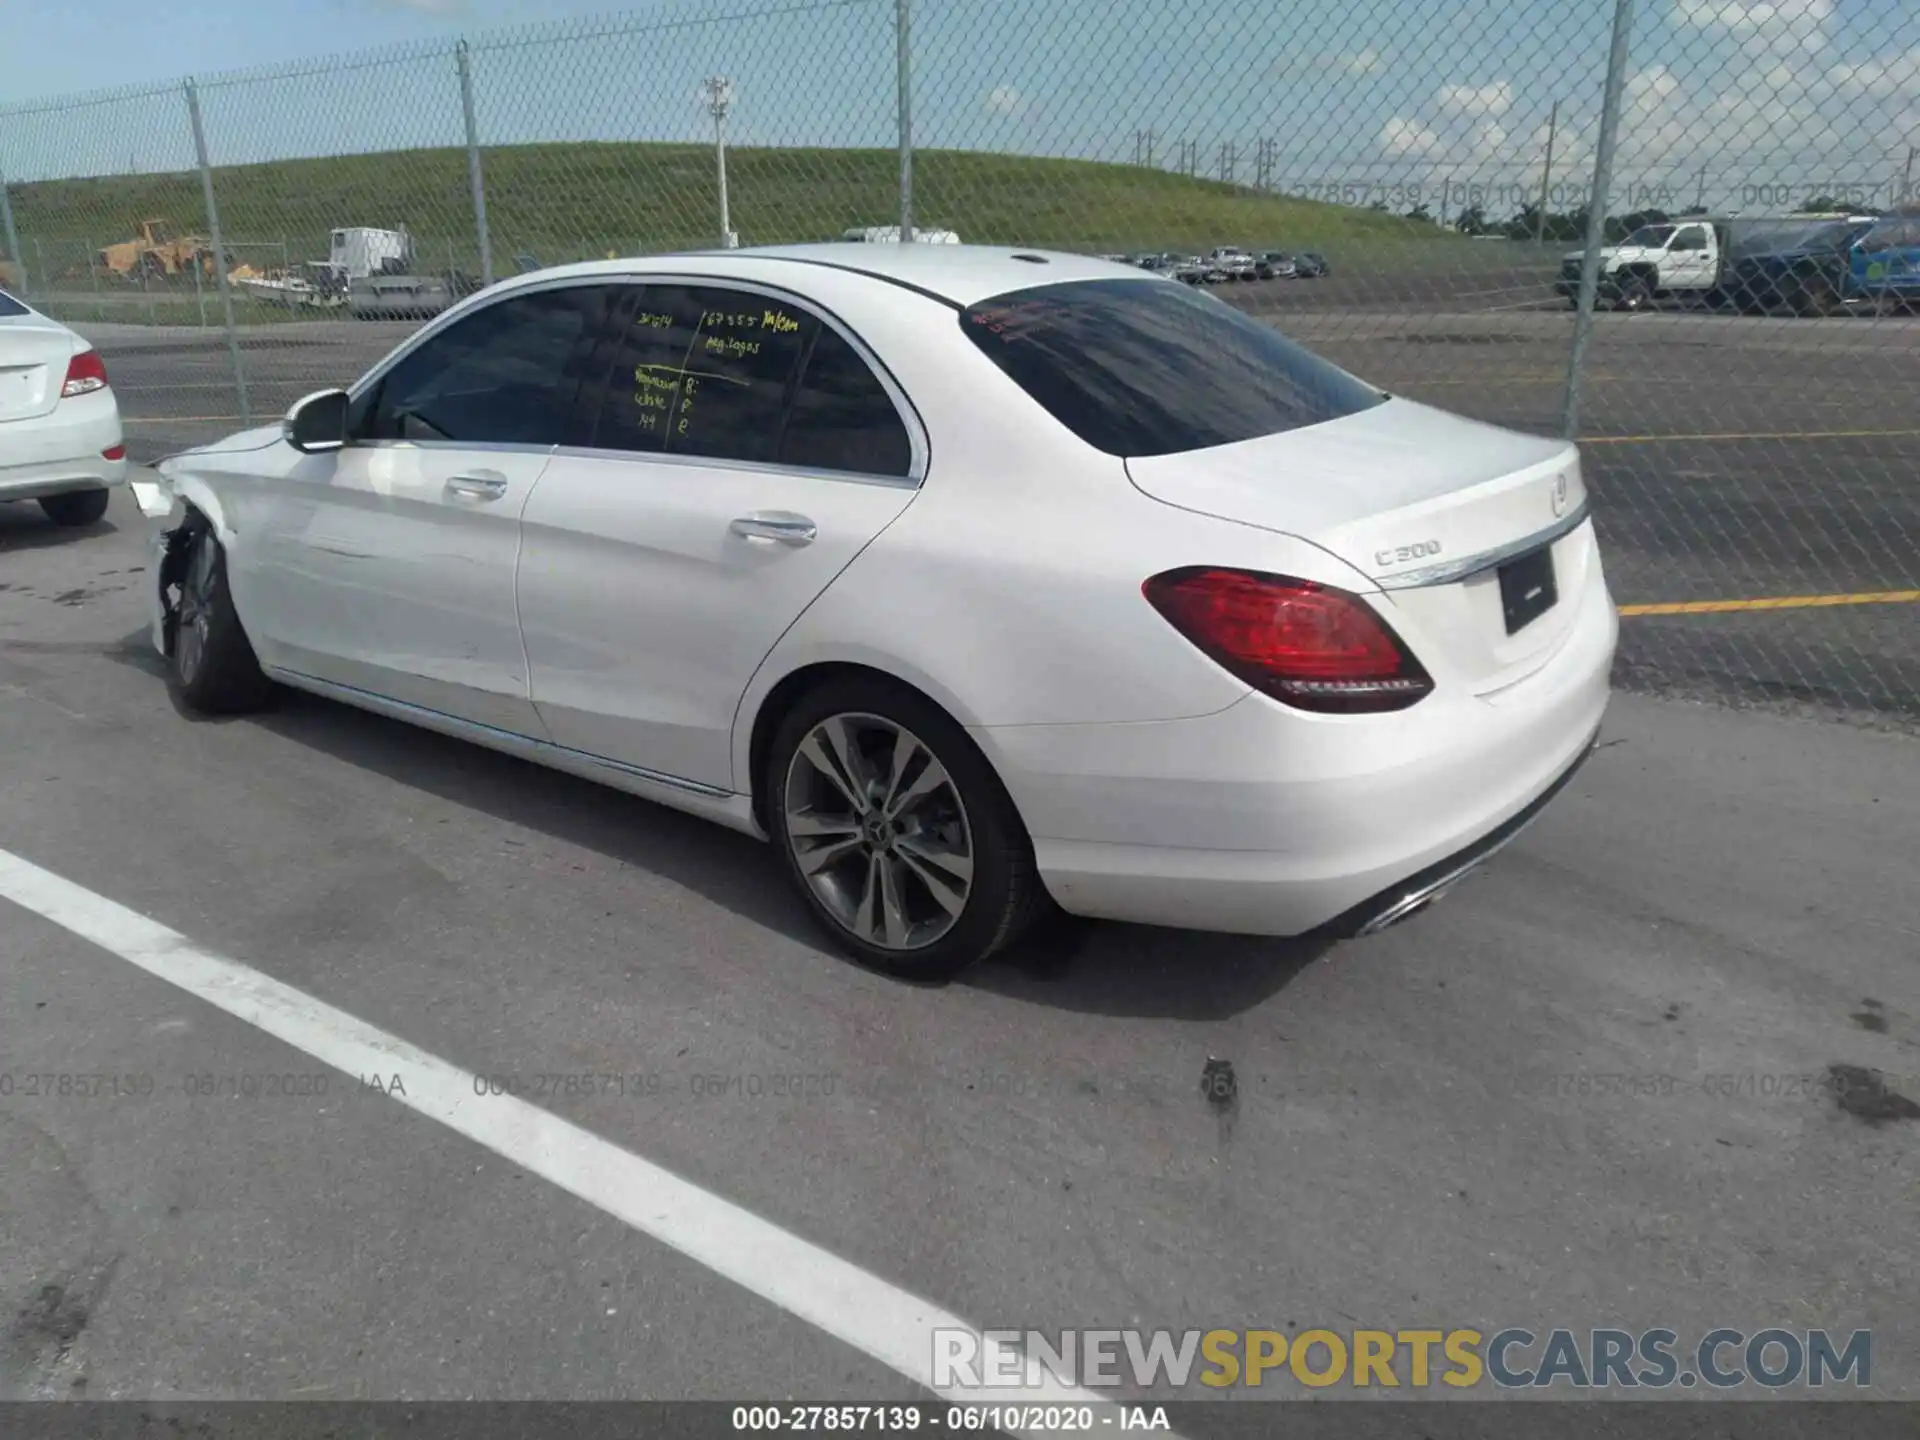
<box><xmin>168</xmin><ymin>523</ymin><xmax>274</xmax><ymax>715</ymax></box>
<box><xmin>764</xmin><ymin>674</ymin><xmax>1046</xmax><ymax>981</ymax></box>
<box><xmin>38</xmin><ymin>488</ymin><xmax>110</xmax><ymax>527</ymax></box>
<box><xmin>1793</xmin><ymin>274</ymin><xmax>1840</xmax><ymax>318</ymax></box>
<box><xmin>1616</xmin><ymin>275</ymin><xmax>1653</xmax><ymax>311</ymax></box>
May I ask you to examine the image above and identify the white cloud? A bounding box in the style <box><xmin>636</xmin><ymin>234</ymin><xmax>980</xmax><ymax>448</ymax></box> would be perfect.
<box><xmin>983</xmin><ymin>85</ymin><xmax>1028</xmax><ymax>119</ymax></box>
<box><xmin>1380</xmin><ymin>117</ymin><xmax>1441</xmax><ymax>157</ymax></box>
<box><xmin>1673</xmin><ymin>0</ymin><xmax>1835</xmax><ymax>57</ymax></box>
<box><xmin>1437</xmin><ymin>82</ymin><xmax>1513</xmax><ymax>117</ymax></box>
<box><xmin>1829</xmin><ymin>47</ymin><xmax>1920</xmax><ymax>101</ymax></box>
<box><xmin>1273</xmin><ymin>47</ymin><xmax>1385</xmax><ymax>81</ymax></box>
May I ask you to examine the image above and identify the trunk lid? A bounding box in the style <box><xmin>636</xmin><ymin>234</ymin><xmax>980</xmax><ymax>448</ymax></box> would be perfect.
<box><xmin>0</xmin><ymin>313</ymin><xmax>78</xmax><ymax>423</ymax></box>
<box><xmin>1125</xmin><ymin>398</ymin><xmax>1594</xmax><ymax>694</ymax></box>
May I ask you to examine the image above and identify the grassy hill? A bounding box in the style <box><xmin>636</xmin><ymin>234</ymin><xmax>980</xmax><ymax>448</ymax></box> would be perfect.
<box><xmin>12</xmin><ymin>141</ymin><xmax>1462</xmax><ymax>279</ymax></box>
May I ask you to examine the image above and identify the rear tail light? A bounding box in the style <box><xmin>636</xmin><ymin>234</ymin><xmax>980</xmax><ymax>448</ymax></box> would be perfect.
<box><xmin>1143</xmin><ymin>567</ymin><xmax>1433</xmax><ymax>714</ymax></box>
<box><xmin>61</xmin><ymin>350</ymin><xmax>109</xmax><ymax>398</ymax></box>
<box><xmin>102</xmin><ymin>444</ymin><xmax>126</xmax><ymax>461</ymax></box>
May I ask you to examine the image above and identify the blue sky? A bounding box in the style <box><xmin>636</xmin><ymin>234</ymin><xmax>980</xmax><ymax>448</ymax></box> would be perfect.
<box><xmin>2</xmin><ymin>0</ymin><xmax>1915</xmax><ymax>217</ymax></box>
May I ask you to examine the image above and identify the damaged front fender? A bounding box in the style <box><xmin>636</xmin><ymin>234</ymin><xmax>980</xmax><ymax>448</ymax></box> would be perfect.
<box><xmin>143</xmin><ymin>463</ymin><xmax>234</xmax><ymax>663</ymax></box>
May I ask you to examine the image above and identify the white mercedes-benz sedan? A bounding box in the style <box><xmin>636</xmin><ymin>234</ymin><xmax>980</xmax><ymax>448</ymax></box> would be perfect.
<box><xmin>138</xmin><ymin>245</ymin><xmax>1615</xmax><ymax>978</ymax></box>
<box><xmin>1</xmin><ymin>291</ymin><xmax>127</xmax><ymax>527</ymax></box>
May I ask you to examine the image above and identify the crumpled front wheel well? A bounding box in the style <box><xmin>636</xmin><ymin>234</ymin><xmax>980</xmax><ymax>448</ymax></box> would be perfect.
<box><xmin>156</xmin><ymin>506</ymin><xmax>213</xmax><ymax>658</ymax></box>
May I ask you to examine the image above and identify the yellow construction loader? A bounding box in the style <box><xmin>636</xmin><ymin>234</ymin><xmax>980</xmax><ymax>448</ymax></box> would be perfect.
<box><xmin>97</xmin><ymin>219</ymin><xmax>215</xmax><ymax>281</ymax></box>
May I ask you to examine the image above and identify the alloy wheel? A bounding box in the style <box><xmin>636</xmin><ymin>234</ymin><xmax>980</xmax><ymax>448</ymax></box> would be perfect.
<box><xmin>782</xmin><ymin>712</ymin><xmax>975</xmax><ymax>951</ymax></box>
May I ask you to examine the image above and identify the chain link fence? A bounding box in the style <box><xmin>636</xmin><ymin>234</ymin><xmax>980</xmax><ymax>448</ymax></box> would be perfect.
<box><xmin>1</xmin><ymin>0</ymin><xmax>1916</xmax><ymax>720</ymax></box>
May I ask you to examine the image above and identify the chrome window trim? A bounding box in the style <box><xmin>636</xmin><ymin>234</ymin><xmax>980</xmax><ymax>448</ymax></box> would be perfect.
<box><xmin>351</xmin><ymin>438</ymin><xmax>557</xmax><ymax>458</ymax></box>
<box><xmin>547</xmin><ymin>444</ymin><xmax>920</xmax><ymax>490</ymax></box>
<box><xmin>1374</xmin><ymin>500</ymin><xmax>1591</xmax><ymax>591</ymax></box>
<box><xmin>346</xmin><ymin>270</ymin><xmax>928</xmax><ymax>487</ymax></box>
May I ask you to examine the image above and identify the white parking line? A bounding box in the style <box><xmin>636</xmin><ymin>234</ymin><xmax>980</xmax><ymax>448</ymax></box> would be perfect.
<box><xmin>0</xmin><ymin>846</ymin><xmax>1146</xmax><ymax>1431</ymax></box>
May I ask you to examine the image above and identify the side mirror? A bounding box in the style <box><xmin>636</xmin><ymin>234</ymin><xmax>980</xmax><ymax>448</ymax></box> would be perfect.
<box><xmin>284</xmin><ymin>388</ymin><xmax>350</xmax><ymax>454</ymax></box>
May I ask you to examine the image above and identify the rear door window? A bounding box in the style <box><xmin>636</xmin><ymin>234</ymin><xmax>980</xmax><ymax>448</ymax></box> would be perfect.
<box><xmin>592</xmin><ymin>284</ymin><xmax>814</xmax><ymax>464</ymax></box>
<box><xmin>0</xmin><ymin>292</ymin><xmax>28</xmax><ymax>316</ymax></box>
<box><xmin>959</xmin><ymin>278</ymin><xmax>1384</xmax><ymax>458</ymax></box>
<box><xmin>778</xmin><ymin>325</ymin><xmax>913</xmax><ymax>477</ymax></box>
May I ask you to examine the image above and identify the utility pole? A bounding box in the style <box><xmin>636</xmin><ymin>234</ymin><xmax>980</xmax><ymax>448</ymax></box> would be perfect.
<box><xmin>1562</xmin><ymin>0</ymin><xmax>1636</xmax><ymax>439</ymax></box>
<box><xmin>456</xmin><ymin>41</ymin><xmax>494</xmax><ymax>286</ymax></box>
<box><xmin>704</xmin><ymin>77</ymin><xmax>737</xmax><ymax>248</ymax></box>
<box><xmin>1220</xmin><ymin>142</ymin><xmax>1234</xmax><ymax>185</ymax></box>
<box><xmin>895</xmin><ymin>0</ymin><xmax>913</xmax><ymax>241</ymax></box>
<box><xmin>1694</xmin><ymin>163</ymin><xmax>1708</xmax><ymax>212</ymax></box>
<box><xmin>1534</xmin><ymin>100</ymin><xmax>1559</xmax><ymax>245</ymax></box>
<box><xmin>1903</xmin><ymin>145</ymin><xmax>1916</xmax><ymax>208</ymax></box>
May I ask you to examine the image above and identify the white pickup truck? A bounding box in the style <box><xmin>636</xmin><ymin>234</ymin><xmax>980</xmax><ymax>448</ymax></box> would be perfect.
<box><xmin>1555</xmin><ymin>220</ymin><xmax>1727</xmax><ymax>310</ymax></box>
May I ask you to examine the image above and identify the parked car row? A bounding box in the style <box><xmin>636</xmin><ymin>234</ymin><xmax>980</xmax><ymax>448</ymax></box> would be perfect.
<box><xmin>1554</xmin><ymin>212</ymin><xmax>1920</xmax><ymax>315</ymax></box>
<box><xmin>1097</xmin><ymin>249</ymin><xmax>1330</xmax><ymax>286</ymax></box>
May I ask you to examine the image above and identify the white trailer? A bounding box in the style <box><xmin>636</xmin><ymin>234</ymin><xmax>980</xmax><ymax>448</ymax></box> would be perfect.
<box><xmin>328</xmin><ymin>227</ymin><xmax>413</xmax><ymax>279</ymax></box>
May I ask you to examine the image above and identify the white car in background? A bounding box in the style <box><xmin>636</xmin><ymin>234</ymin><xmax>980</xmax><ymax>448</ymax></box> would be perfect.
<box><xmin>138</xmin><ymin>246</ymin><xmax>1614</xmax><ymax>980</ymax></box>
<box><xmin>0</xmin><ymin>290</ymin><xmax>126</xmax><ymax>527</ymax></box>
<box><xmin>1208</xmin><ymin>246</ymin><xmax>1257</xmax><ymax>281</ymax></box>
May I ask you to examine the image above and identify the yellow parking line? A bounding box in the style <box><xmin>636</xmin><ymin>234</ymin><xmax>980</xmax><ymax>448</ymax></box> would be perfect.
<box><xmin>1620</xmin><ymin>591</ymin><xmax>1920</xmax><ymax>616</ymax></box>
<box><xmin>1587</xmin><ymin>428</ymin><xmax>1920</xmax><ymax>445</ymax></box>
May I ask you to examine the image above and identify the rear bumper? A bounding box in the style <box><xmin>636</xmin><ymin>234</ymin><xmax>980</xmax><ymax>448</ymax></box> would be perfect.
<box><xmin>976</xmin><ymin>560</ymin><xmax>1617</xmax><ymax>937</ymax></box>
<box><xmin>1320</xmin><ymin>727</ymin><xmax>1598</xmax><ymax>937</ymax></box>
<box><xmin>0</xmin><ymin>404</ymin><xmax>127</xmax><ymax>500</ymax></box>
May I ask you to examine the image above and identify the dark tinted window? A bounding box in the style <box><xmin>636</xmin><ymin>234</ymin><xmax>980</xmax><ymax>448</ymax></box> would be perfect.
<box><xmin>779</xmin><ymin>325</ymin><xmax>912</xmax><ymax>476</ymax></box>
<box><xmin>1861</xmin><ymin>221</ymin><xmax>1920</xmax><ymax>252</ymax></box>
<box><xmin>362</xmin><ymin>287</ymin><xmax>604</xmax><ymax>444</ymax></box>
<box><xmin>960</xmin><ymin>278</ymin><xmax>1383</xmax><ymax>458</ymax></box>
<box><xmin>0</xmin><ymin>291</ymin><xmax>27</xmax><ymax>317</ymax></box>
<box><xmin>594</xmin><ymin>285</ymin><xmax>813</xmax><ymax>463</ymax></box>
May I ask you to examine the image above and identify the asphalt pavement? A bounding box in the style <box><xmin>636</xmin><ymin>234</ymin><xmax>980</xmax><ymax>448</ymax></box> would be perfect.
<box><xmin>1</xmin><ymin>490</ymin><xmax>1918</xmax><ymax>1412</ymax></box>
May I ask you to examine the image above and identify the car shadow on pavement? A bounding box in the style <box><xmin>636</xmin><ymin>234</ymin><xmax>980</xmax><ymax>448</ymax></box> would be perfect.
<box><xmin>245</xmin><ymin>684</ymin><xmax>1328</xmax><ymax>1021</ymax></box>
<box><xmin>0</xmin><ymin>505</ymin><xmax>120</xmax><ymax>554</ymax></box>
<box><xmin>973</xmin><ymin>910</ymin><xmax>1330</xmax><ymax>1020</ymax></box>
<box><xmin>252</xmin><ymin>684</ymin><xmax>821</xmax><ymax>941</ymax></box>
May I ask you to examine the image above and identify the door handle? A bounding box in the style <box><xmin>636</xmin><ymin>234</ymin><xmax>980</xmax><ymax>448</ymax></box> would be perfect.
<box><xmin>729</xmin><ymin>512</ymin><xmax>817</xmax><ymax>545</ymax></box>
<box><xmin>446</xmin><ymin>471</ymin><xmax>509</xmax><ymax>500</ymax></box>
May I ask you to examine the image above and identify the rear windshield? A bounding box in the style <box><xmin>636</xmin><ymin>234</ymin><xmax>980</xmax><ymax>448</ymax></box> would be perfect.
<box><xmin>960</xmin><ymin>278</ymin><xmax>1383</xmax><ymax>458</ymax></box>
<box><xmin>0</xmin><ymin>291</ymin><xmax>28</xmax><ymax>317</ymax></box>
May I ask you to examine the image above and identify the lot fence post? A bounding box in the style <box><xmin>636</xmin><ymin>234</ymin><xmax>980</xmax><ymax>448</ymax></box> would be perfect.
<box><xmin>0</xmin><ymin>169</ymin><xmax>23</xmax><ymax>295</ymax></box>
<box><xmin>456</xmin><ymin>41</ymin><xmax>495</xmax><ymax>289</ymax></box>
<box><xmin>1559</xmin><ymin>0</ymin><xmax>1635</xmax><ymax>440</ymax></box>
<box><xmin>895</xmin><ymin>0</ymin><xmax>914</xmax><ymax>241</ymax></box>
<box><xmin>185</xmin><ymin>77</ymin><xmax>252</xmax><ymax>427</ymax></box>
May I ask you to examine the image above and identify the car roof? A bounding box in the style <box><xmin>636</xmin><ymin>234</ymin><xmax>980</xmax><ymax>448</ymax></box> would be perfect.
<box><xmin>487</xmin><ymin>244</ymin><xmax>1153</xmax><ymax>308</ymax></box>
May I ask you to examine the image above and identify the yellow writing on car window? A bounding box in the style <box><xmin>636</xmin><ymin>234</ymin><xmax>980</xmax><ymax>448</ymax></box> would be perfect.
<box><xmin>633</xmin><ymin>363</ymin><xmax>745</xmax><ymax>388</ymax></box>
<box><xmin>634</xmin><ymin>311</ymin><xmax>672</xmax><ymax>329</ymax></box>
<box><xmin>704</xmin><ymin>334</ymin><xmax>761</xmax><ymax>358</ymax></box>
<box><xmin>762</xmin><ymin>309</ymin><xmax>799</xmax><ymax>333</ymax></box>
